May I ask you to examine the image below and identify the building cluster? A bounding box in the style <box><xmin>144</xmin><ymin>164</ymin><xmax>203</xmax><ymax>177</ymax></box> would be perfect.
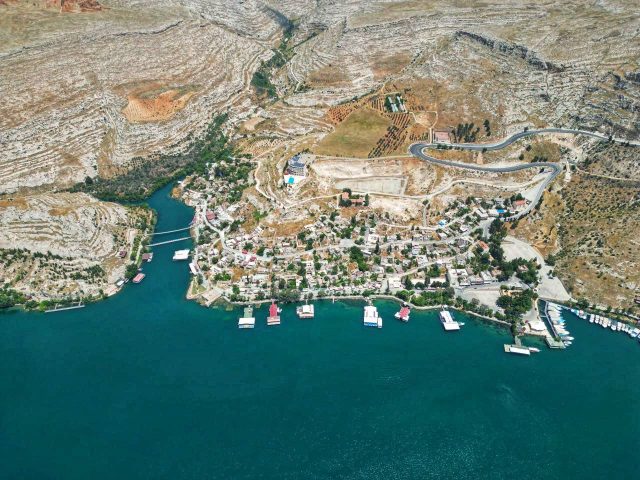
<box><xmin>187</xmin><ymin>194</ymin><xmax>533</xmax><ymax>303</ymax></box>
<box><xmin>283</xmin><ymin>153</ymin><xmax>314</xmax><ymax>188</ymax></box>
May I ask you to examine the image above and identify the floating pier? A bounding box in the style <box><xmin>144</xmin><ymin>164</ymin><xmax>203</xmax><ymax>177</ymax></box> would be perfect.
<box><xmin>238</xmin><ymin>307</ymin><xmax>255</xmax><ymax>329</ymax></box>
<box><xmin>267</xmin><ymin>302</ymin><xmax>281</xmax><ymax>326</ymax></box>
<box><xmin>439</xmin><ymin>310</ymin><xmax>461</xmax><ymax>331</ymax></box>
<box><xmin>364</xmin><ymin>305</ymin><xmax>382</xmax><ymax>328</ymax></box>
<box><xmin>296</xmin><ymin>304</ymin><xmax>314</xmax><ymax>319</ymax></box>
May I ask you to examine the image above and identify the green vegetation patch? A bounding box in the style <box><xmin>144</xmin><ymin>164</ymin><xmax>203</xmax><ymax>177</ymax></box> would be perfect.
<box><xmin>71</xmin><ymin>114</ymin><xmax>237</xmax><ymax>202</ymax></box>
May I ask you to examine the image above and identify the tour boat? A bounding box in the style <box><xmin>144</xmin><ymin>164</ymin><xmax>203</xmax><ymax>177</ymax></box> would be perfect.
<box><xmin>132</xmin><ymin>273</ymin><xmax>145</xmax><ymax>284</ymax></box>
<box><xmin>173</xmin><ymin>249</ymin><xmax>190</xmax><ymax>261</ymax></box>
<box><xmin>267</xmin><ymin>301</ymin><xmax>281</xmax><ymax>326</ymax></box>
<box><xmin>296</xmin><ymin>304</ymin><xmax>314</xmax><ymax>319</ymax></box>
<box><xmin>238</xmin><ymin>307</ymin><xmax>255</xmax><ymax>329</ymax></box>
<box><xmin>394</xmin><ymin>304</ymin><xmax>410</xmax><ymax>322</ymax></box>
<box><xmin>364</xmin><ymin>305</ymin><xmax>382</xmax><ymax>328</ymax></box>
<box><xmin>504</xmin><ymin>344</ymin><xmax>531</xmax><ymax>355</ymax></box>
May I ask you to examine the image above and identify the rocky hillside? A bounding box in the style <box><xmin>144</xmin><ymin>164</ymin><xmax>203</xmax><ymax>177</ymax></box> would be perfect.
<box><xmin>1</xmin><ymin>0</ymin><xmax>639</xmax><ymax>303</ymax></box>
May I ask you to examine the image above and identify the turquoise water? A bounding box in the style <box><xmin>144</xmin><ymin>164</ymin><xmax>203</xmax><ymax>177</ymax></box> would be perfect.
<box><xmin>1</xmin><ymin>184</ymin><xmax>639</xmax><ymax>479</ymax></box>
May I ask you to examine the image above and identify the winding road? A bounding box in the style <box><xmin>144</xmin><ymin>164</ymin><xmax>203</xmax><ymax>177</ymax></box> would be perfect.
<box><xmin>409</xmin><ymin>128</ymin><xmax>639</xmax><ymax>221</ymax></box>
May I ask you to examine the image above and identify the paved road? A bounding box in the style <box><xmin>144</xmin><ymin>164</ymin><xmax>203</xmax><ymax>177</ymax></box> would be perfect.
<box><xmin>409</xmin><ymin>128</ymin><xmax>639</xmax><ymax>221</ymax></box>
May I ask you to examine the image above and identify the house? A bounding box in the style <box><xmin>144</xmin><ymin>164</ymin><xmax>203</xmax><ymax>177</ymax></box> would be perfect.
<box><xmin>433</xmin><ymin>130</ymin><xmax>451</xmax><ymax>144</ymax></box>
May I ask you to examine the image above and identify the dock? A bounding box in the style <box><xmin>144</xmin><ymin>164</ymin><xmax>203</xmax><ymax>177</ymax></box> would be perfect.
<box><xmin>45</xmin><ymin>303</ymin><xmax>85</xmax><ymax>313</ymax></box>
<box><xmin>540</xmin><ymin>301</ymin><xmax>566</xmax><ymax>349</ymax></box>
<box><xmin>439</xmin><ymin>310</ymin><xmax>461</xmax><ymax>331</ymax></box>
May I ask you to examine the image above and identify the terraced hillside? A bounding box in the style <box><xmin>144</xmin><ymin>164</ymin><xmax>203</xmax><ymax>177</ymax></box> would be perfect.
<box><xmin>1</xmin><ymin>0</ymin><xmax>639</xmax><ymax>304</ymax></box>
<box><xmin>0</xmin><ymin>193</ymin><xmax>149</xmax><ymax>300</ymax></box>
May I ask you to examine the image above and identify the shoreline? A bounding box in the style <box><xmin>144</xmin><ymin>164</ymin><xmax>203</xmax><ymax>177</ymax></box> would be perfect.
<box><xmin>210</xmin><ymin>293</ymin><xmax>512</xmax><ymax>328</ymax></box>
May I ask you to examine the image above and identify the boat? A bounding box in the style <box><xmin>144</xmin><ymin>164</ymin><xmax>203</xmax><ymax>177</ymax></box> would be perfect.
<box><xmin>589</xmin><ymin>314</ymin><xmax>595</xmax><ymax>323</ymax></box>
<box><xmin>528</xmin><ymin>347</ymin><xmax>541</xmax><ymax>353</ymax></box>
<box><xmin>364</xmin><ymin>305</ymin><xmax>382</xmax><ymax>328</ymax></box>
<box><xmin>132</xmin><ymin>273</ymin><xmax>145</xmax><ymax>284</ymax></box>
<box><xmin>439</xmin><ymin>310</ymin><xmax>461</xmax><ymax>331</ymax></box>
<box><xmin>238</xmin><ymin>307</ymin><xmax>255</xmax><ymax>329</ymax></box>
<box><xmin>611</xmin><ymin>322</ymin><xmax>618</xmax><ymax>331</ymax></box>
<box><xmin>173</xmin><ymin>249</ymin><xmax>190</xmax><ymax>261</ymax></box>
<box><xmin>563</xmin><ymin>336</ymin><xmax>575</xmax><ymax>341</ymax></box>
<box><xmin>504</xmin><ymin>344</ymin><xmax>531</xmax><ymax>355</ymax></box>
<box><xmin>267</xmin><ymin>301</ymin><xmax>281</xmax><ymax>326</ymax></box>
<box><xmin>394</xmin><ymin>304</ymin><xmax>410</xmax><ymax>322</ymax></box>
<box><xmin>296</xmin><ymin>304</ymin><xmax>314</xmax><ymax>319</ymax></box>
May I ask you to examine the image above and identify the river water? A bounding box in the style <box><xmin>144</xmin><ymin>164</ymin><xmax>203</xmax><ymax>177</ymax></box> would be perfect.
<box><xmin>1</xmin><ymin>184</ymin><xmax>639</xmax><ymax>479</ymax></box>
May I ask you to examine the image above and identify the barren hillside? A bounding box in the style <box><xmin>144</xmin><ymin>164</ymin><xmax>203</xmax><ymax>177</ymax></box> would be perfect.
<box><xmin>1</xmin><ymin>0</ymin><xmax>639</xmax><ymax>304</ymax></box>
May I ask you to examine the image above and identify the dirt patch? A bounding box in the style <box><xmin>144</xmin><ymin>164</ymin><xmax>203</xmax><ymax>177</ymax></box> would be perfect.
<box><xmin>307</xmin><ymin>64</ymin><xmax>350</xmax><ymax>87</ymax></box>
<box><xmin>122</xmin><ymin>84</ymin><xmax>198</xmax><ymax>123</ymax></box>
<box><xmin>0</xmin><ymin>197</ymin><xmax>29</xmax><ymax>209</ymax></box>
<box><xmin>509</xmin><ymin>190</ymin><xmax>563</xmax><ymax>258</ymax></box>
<box><xmin>371</xmin><ymin>53</ymin><xmax>411</xmax><ymax>80</ymax></box>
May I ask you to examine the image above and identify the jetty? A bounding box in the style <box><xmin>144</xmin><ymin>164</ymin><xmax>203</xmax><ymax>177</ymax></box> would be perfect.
<box><xmin>540</xmin><ymin>301</ymin><xmax>566</xmax><ymax>349</ymax></box>
<box><xmin>439</xmin><ymin>310</ymin><xmax>461</xmax><ymax>331</ymax></box>
<box><xmin>45</xmin><ymin>302</ymin><xmax>85</xmax><ymax>313</ymax></box>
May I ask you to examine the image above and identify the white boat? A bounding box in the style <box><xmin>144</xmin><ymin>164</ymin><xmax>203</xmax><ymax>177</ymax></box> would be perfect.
<box><xmin>611</xmin><ymin>322</ymin><xmax>617</xmax><ymax>331</ymax></box>
<box><xmin>296</xmin><ymin>304</ymin><xmax>314</xmax><ymax>319</ymax></box>
<box><xmin>589</xmin><ymin>314</ymin><xmax>595</xmax><ymax>323</ymax></box>
<box><xmin>504</xmin><ymin>344</ymin><xmax>531</xmax><ymax>355</ymax></box>
<box><xmin>439</xmin><ymin>310</ymin><xmax>461</xmax><ymax>331</ymax></box>
<box><xmin>173</xmin><ymin>249</ymin><xmax>190</xmax><ymax>261</ymax></box>
<box><xmin>528</xmin><ymin>347</ymin><xmax>541</xmax><ymax>353</ymax></box>
<box><xmin>563</xmin><ymin>336</ymin><xmax>575</xmax><ymax>341</ymax></box>
<box><xmin>364</xmin><ymin>305</ymin><xmax>382</xmax><ymax>328</ymax></box>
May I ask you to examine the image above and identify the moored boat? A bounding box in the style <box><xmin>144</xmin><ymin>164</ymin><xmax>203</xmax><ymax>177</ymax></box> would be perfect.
<box><xmin>132</xmin><ymin>273</ymin><xmax>145</xmax><ymax>284</ymax></box>
<box><xmin>238</xmin><ymin>306</ymin><xmax>255</xmax><ymax>329</ymax></box>
<box><xmin>394</xmin><ymin>304</ymin><xmax>410</xmax><ymax>322</ymax></box>
<box><xmin>364</xmin><ymin>305</ymin><xmax>382</xmax><ymax>328</ymax></box>
<box><xmin>267</xmin><ymin>301</ymin><xmax>281</xmax><ymax>326</ymax></box>
<box><xmin>296</xmin><ymin>304</ymin><xmax>314</xmax><ymax>319</ymax></box>
<box><xmin>173</xmin><ymin>249</ymin><xmax>190</xmax><ymax>261</ymax></box>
